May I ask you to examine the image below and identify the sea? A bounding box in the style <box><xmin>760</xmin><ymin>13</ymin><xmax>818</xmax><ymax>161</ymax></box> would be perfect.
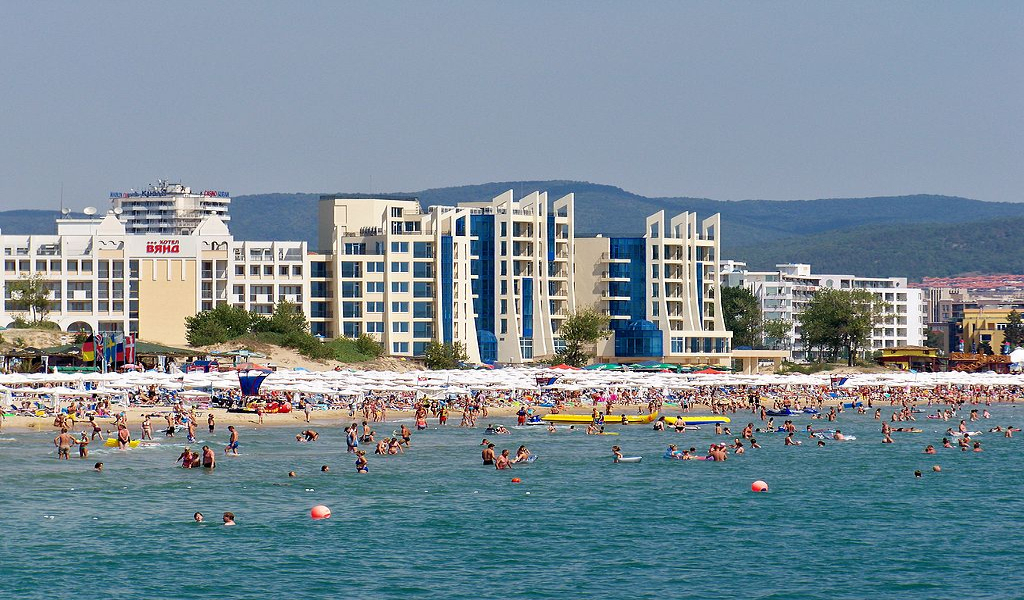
<box><xmin>1</xmin><ymin>405</ymin><xmax>1023</xmax><ymax>599</ymax></box>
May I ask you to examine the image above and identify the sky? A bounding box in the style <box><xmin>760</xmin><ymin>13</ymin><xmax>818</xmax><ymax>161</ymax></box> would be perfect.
<box><xmin>1</xmin><ymin>1</ymin><xmax>1021</xmax><ymax>210</ymax></box>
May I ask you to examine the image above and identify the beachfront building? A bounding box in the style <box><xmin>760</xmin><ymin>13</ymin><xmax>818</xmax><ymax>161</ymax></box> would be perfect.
<box><xmin>574</xmin><ymin>211</ymin><xmax>733</xmax><ymax>367</ymax></box>
<box><xmin>110</xmin><ymin>180</ymin><xmax>231</xmax><ymax>235</ymax></box>
<box><xmin>0</xmin><ymin>212</ymin><xmax>310</xmax><ymax>346</ymax></box>
<box><xmin>721</xmin><ymin>262</ymin><xmax>927</xmax><ymax>360</ymax></box>
<box><xmin>315</xmin><ymin>191</ymin><xmax>576</xmax><ymax>364</ymax></box>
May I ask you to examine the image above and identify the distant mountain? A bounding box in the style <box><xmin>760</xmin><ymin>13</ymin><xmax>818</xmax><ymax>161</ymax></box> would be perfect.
<box><xmin>732</xmin><ymin>216</ymin><xmax>1024</xmax><ymax>279</ymax></box>
<box><xmin>2</xmin><ymin>181</ymin><xmax>1023</xmax><ymax>279</ymax></box>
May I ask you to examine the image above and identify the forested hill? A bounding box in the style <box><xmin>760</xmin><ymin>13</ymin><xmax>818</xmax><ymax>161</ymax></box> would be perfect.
<box><xmin>1</xmin><ymin>181</ymin><xmax>1021</xmax><ymax>279</ymax></box>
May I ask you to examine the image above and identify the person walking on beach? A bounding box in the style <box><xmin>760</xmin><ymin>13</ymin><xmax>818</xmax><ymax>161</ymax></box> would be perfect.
<box><xmin>304</xmin><ymin>398</ymin><xmax>313</xmax><ymax>423</ymax></box>
<box><xmin>224</xmin><ymin>426</ymin><xmax>239</xmax><ymax>455</ymax></box>
<box><xmin>208</xmin><ymin>413</ymin><xmax>215</xmax><ymax>433</ymax></box>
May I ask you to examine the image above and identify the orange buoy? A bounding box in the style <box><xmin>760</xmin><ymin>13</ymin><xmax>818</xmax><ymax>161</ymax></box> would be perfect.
<box><xmin>511</xmin><ymin>478</ymin><xmax>521</xmax><ymax>483</ymax></box>
<box><xmin>310</xmin><ymin>505</ymin><xmax>332</xmax><ymax>519</ymax></box>
<box><xmin>751</xmin><ymin>480</ymin><xmax>768</xmax><ymax>492</ymax></box>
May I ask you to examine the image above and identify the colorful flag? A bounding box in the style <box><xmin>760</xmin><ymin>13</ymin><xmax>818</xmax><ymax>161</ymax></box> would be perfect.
<box><xmin>81</xmin><ymin>339</ymin><xmax>95</xmax><ymax>362</ymax></box>
<box><xmin>124</xmin><ymin>335</ymin><xmax>136</xmax><ymax>364</ymax></box>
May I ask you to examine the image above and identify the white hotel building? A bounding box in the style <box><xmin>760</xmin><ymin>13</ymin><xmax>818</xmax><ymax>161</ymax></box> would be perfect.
<box><xmin>721</xmin><ymin>262</ymin><xmax>927</xmax><ymax>359</ymax></box>
<box><xmin>0</xmin><ymin>184</ymin><xmax>735</xmax><ymax>366</ymax></box>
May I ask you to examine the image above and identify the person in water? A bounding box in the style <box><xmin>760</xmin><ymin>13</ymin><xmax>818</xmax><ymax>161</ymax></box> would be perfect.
<box><xmin>513</xmin><ymin>445</ymin><xmax>531</xmax><ymax>463</ymax></box>
<box><xmin>93</xmin><ymin>462</ymin><xmax>103</xmax><ymax>472</ymax></box>
<box><xmin>224</xmin><ymin>426</ymin><xmax>239</xmax><ymax>455</ymax></box>
<box><xmin>194</xmin><ymin>512</ymin><xmax>204</xmax><ymax>523</ymax></box>
<box><xmin>611</xmin><ymin>445</ymin><xmax>624</xmax><ymax>463</ymax></box>
<box><xmin>924</xmin><ymin>445</ymin><xmax>937</xmax><ymax>454</ymax></box>
<box><xmin>54</xmin><ymin>428</ymin><xmax>73</xmax><ymax>460</ymax></box>
<box><xmin>202</xmin><ymin>446</ymin><xmax>216</xmax><ymax>469</ymax></box>
<box><xmin>495</xmin><ymin>449</ymin><xmax>513</xmax><ymax>470</ymax></box>
<box><xmin>222</xmin><ymin>512</ymin><xmax>235</xmax><ymax>526</ymax></box>
<box><xmin>481</xmin><ymin>443</ymin><xmax>496</xmax><ymax>466</ymax></box>
<box><xmin>355</xmin><ymin>450</ymin><xmax>369</xmax><ymax>473</ymax></box>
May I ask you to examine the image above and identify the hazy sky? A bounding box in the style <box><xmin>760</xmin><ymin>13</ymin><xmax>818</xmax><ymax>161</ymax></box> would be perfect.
<box><xmin>1</xmin><ymin>2</ymin><xmax>1021</xmax><ymax>210</ymax></box>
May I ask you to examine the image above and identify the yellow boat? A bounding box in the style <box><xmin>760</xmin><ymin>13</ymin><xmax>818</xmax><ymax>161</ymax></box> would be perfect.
<box><xmin>663</xmin><ymin>416</ymin><xmax>731</xmax><ymax>426</ymax></box>
<box><xmin>104</xmin><ymin>438</ymin><xmax>141</xmax><ymax>448</ymax></box>
<box><xmin>541</xmin><ymin>411</ymin><xmax>658</xmax><ymax>425</ymax></box>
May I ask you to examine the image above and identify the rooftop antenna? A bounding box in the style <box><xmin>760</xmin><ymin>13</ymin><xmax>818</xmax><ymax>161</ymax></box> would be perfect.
<box><xmin>59</xmin><ymin>181</ymin><xmax>64</xmax><ymax>214</ymax></box>
<box><xmin>83</xmin><ymin>206</ymin><xmax>97</xmax><ymax>216</ymax></box>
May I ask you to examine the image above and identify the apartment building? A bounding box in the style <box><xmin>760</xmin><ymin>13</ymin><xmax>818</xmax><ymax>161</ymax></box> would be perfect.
<box><xmin>574</xmin><ymin>211</ymin><xmax>732</xmax><ymax>366</ymax></box>
<box><xmin>110</xmin><ymin>180</ymin><xmax>231</xmax><ymax>235</ymax></box>
<box><xmin>722</xmin><ymin>262</ymin><xmax>927</xmax><ymax>359</ymax></box>
<box><xmin>0</xmin><ymin>212</ymin><xmax>310</xmax><ymax>346</ymax></box>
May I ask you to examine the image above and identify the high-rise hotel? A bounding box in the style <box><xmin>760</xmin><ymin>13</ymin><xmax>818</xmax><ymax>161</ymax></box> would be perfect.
<box><xmin>0</xmin><ymin>184</ymin><xmax>732</xmax><ymax>365</ymax></box>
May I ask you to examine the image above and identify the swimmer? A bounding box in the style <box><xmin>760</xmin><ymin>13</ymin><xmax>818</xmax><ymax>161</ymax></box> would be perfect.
<box><xmin>942</xmin><ymin>438</ymin><xmax>953</xmax><ymax>449</ymax></box>
<box><xmin>93</xmin><ymin>462</ymin><xmax>103</xmax><ymax>472</ymax></box>
<box><xmin>784</xmin><ymin>433</ymin><xmax>801</xmax><ymax>446</ymax></box>
<box><xmin>495</xmin><ymin>449</ymin><xmax>513</xmax><ymax>470</ymax></box>
<box><xmin>513</xmin><ymin>445</ymin><xmax>531</xmax><ymax>463</ymax></box>
<box><xmin>834</xmin><ymin>430</ymin><xmax>846</xmax><ymax>441</ymax></box>
<box><xmin>547</xmin><ymin>423</ymin><xmax>556</xmax><ymax>433</ymax></box>
<box><xmin>194</xmin><ymin>512</ymin><xmax>204</xmax><ymax>523</ymax></box>
<box><xmin>288</xmin><ymin>471</ymin><xmax>296</xmax><ymax>477</ymax></box>
<box><xmin>816</xmin><ymin>440</ymin><xmax>825</xmax><ymax>447</ymax></box>
<box><xmin>482</xmin><ymin>443</ymin><xmax>496</xmax><ymax>466</ymax></box>
<box><xmin>611</xmin><ymin>445</ymin><xmax>624</xmax><ymax>463</ymax></box>
<box><xmin>202</xmin><ymin>446</ymin><xmax>216</xmax><ymax>469</ymax></box>
<box><xmin>480</xmin><ymin>438</ymin><xmax>491</xmax><ymax>446</ymax></box>
<box><xmin>296</xmin><ymin>429</ymin><xmax>319</xmax><ymax>442</ymax></box>
<box><xmin>973</xmin><ymin>442</ymin><xmax>982</xmax><ymax>452</ymax></box>
<box><xmin>222</xmin><ymin>512</ymin><xmax>235</xmax><ymax>526</ymax></box>
<box><xmin>321</xmin><ymin>465</ymin><xmax>330</xmax><ymax>472</ymax></box>
<box><xmin>924</xmin><ymin>445</ymin><xmax>936</xmax><ymax>454</ymax></box>
<box><xmin>750</xmin><ymin>438</ymin><xmax>761</xmax><ymax>449</ymax></box>
<box><xmin>915</xmin><ymin>470</ymin><xmax>922</xmax><ymax>478</ymax></box>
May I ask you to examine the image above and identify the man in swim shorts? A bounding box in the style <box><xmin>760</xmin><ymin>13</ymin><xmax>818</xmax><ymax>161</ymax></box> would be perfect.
<box><xmin>224</xmin><ymin>426</ymin><xmax>239</xmax><ymax>455</ymax></box>
<box><xmin>54</xmin><ymin>428</ymin><xmax>73</xmax><ymax>460</ymax></box>
<box><xmin>482</xmin><ymin>443</ymin><xmax>496</xmax><ymax>465</ymax></box>
<box><xmin>202</xmin><ymin>445</ymin><xmax>216</xmax><ymax>469</ymax></box>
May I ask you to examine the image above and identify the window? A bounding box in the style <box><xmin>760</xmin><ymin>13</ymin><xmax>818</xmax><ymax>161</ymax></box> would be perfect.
<box><xmin>345</xmin><ymin>243</ymin><xmax>366</xmax><ymax>255</ymax></box>
<box><xmin>311</xmin><ymin>302</ymin><xmax>330</xmax><ymax>319</ymax></box>
<box><xmin>311</xmin><ymin>262</ymin><xmax>329</xmax><ymax>278</ymax></box>
<box><xmin>391</xmin><ymin>262</ymin><xmax>409</xmax><ymax>273</ymax></box>
<box><xmin>413</xmin><ymin>302</ymin><xmax>433</xmax><ymax>319</ymax></box>
<box><xmin>413</xmin><ymin>322</ymin><xmax>433</xmax><ymax>338</ymax></box>
<box><xmin>340</xmin><ymin>262</ymin><xmax>362</xmax><ymax>278</ymax></box>
<box><xmin>366</xmin><ymin>302</ymin><xmax>385</xmax><ymax>313</ymax></box>
<box><xmin>651</xmin><ymin>265</ymin><xmax>659</xmax><ymax>278</ymax></box>
<box><xmin>391</xmin><ymin>302</ymin><xmax>409</xmax><ymax>313</ymax></box>
<box><xmin>500</xmin><ymin>262</ymin><xmax>507</xmax><ymax>276</ymax></box>
<box><xmin>413</xmin><ymin>262</ymin><xmax>433</xmax><ymax>278</ymax></box>
<box><xmin>292</xmin><ymin>265</ymin><xmax>302</xmax><ymax>276</ymax></box>
<box><xmin>413</xmin><ymin>242</ymin><xmax>433</xmax><ymax>258</ymax></box>
<box><xmin>263</xmin><ymin>265</ymin><xmax>273</xmax><ymax>276</ymax></box>
<box><xmin>391</xmin><ymin>281</ymin><xmax>409</xmax><ymax>293</ymax></box>
<box><xmin>4</xmin><ymin>260</ymin><xmax>13</xmax><ymax>272</ymax></box>
<box><xmin>235</xmin><ymin>265</ymin><xmax>244</xmax><ymax>276</ymax></box>
<box><xmin>341</xmin><ymin>282</ymin><xmax>361</xmax><ymax>298</ymax></box>
<box><xmin>500</xmin><ymin>280</ymin><xmax>507</xmax><ymax>295</ymax></box>
<box><xmin>82</xmin><ymin>260</ymin><xmax>92</xmax><ymax>273</ymax></box>
<box><xmin>413</xmin><ymin>341</ymin><xmax>430</xmax><ymax>356</ymax></box>
<box><xmin>249</xmin><ymin>265</ymin><xmax>259</xmax><ymax>276</ymax></box>
<box><xmin>366</xmin><ymin>261</ymin><xmax>385</xmax><ymax>273</ymax></box>
<box><xmin>413</xmin><ymin>282</ymin><xmax>433</xmax><ymax>298</ymax></box>
<box><xmin>390</xmin><ymin>242</ymin><xmax>409</xmax><ymax>253</ymax></box>
<box><xmin>500</xmin><ymin>319</ymin><xmax>508</xmax><ymax>334</ymax></box>
<box><xmin>392</xmin><ymin>342</ymin><xmax>409</xmax><ymax>353</ymax></box>
<box><xmin>500</xmin><ymin>241</ymin><xmax>507</xmax><ymax>256</ymax></box>
<box><xmin>366</xmin><ymin>321</ymin><xmax>384</xmax><ymax>333</ymax></box>
<box><xmin>366</xmin><ymin>281</ymin><xmax>385</xmax><ymax>293</ymax></box>
<box><xmin>342</xmin><ymin>302</ymin><xmax>362</xmax><ymax>318</ymax></box>
<box><xmin>311</xmin><ymin>281</ymin><xmax>329</xmax><ymax>298</ymax></box>
<box><xmin>671</xmin><ymin>337</ymin><xmax>684</xmax><ymax>353</ymax></box>
<box><xmin>501</xmin><ymin>222</ymin><xmax>507</xmax><ymax>236</ymax></box>
<box><xmin>390</xmin><ymin>207</ymin><xmax>403</xmax><ymax>218</ymax></box>
<box><xmin>500</xmin><ymin>299</ymin><xmax>507</xmax><ymax>313</ymax></box>
<box><xmin>343</xmin><ymin>322</ymin><xmax>362</xmax><ymax>338</ymax></box>
<box><xmin>392</xmin><ymin>321</ymin><xmax>410</xmax><ymax>333</ymax></box>
<box><xmin>652</xmin><ymin>284</ymin><xmax>659</xmax><ymax>297</ymax></box>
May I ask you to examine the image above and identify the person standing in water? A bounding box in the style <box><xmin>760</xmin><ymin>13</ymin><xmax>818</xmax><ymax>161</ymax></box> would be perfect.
<box><xmin>224</xmin><ymin>426</ymin><xmax>239</xmax><ymax>455</ymax></box>
<box><xmin>54</xmin><ymin>428</ymin><xmax>73</xmax><ymax>460</ymax></box>
<box><xmin>202</xmin><ymin>445</ymin><xmax>216</xmax><ymax>469</ymax></box>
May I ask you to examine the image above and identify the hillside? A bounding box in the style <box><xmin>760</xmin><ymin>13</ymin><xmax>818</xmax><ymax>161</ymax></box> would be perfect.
<box><xmin>2</xmin><ymin>181</ymin><xmax>1023</xmax><ymax>278</ymax></box>
<box><xmin>734</xmin><ymin>216</ymin><xmax>1024</xmax><ymax>279</ymax></box>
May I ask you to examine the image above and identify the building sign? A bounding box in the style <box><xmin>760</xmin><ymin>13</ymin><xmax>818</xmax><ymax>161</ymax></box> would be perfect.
<box><xmin>146</xmin><ymin>239</ymin><xmax>181</xmax><ymax>254</ymax></box>
<box><xmin>110</xmin><ymin>191</ymin><xmax>229</xmax><ymax>198</ymax></box>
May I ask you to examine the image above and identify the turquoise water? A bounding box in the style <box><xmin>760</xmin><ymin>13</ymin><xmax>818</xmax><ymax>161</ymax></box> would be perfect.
<box><xmin>2</xmin><ymin>407</ymin><xmax>1023</xmax><ymax>599</ymax></box>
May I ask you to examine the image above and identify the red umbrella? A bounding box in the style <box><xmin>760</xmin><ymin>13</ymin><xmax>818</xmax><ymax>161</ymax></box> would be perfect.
<box><xmin>550</xmin><ymin>363</ymin><xmax>581</xmax><ymax>370</ymax></box>
<box><xmin>693</xmin><ymin>368</ymin><xmax>725</xmax><ymax>374</ymax></box>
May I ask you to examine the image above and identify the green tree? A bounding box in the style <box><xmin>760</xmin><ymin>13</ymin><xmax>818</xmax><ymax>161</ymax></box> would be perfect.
<box><xmin>554</xmin><ymin>305</ymin><xmax>611</xmax><ymax>367</ymax></box>
<box><xmin>762</xmin><ymin>319</ymin><xmax>791</xmax><ymax>349</ymax></box>
<box><xmin>263</xmin><ymin>300</ymin><xmax>308</xmax><ymax>335</ymax></box>
<box><xmin>8</xmin><ymin>274</ymin><xmax>52</xmax><ymax>323</ymax></box>
<box><xmin>355</xmin><ymin>333</ymin><xmax>384</xmax><ymax>358</ymax></box>
<box><xmin>924</xmin><ymin>328</ymin><xmax>946</xmax><ymax>353</ymax></box>
<box><xmin>721</xmin><ymin>286</ymin><xmax>763</xmax><ymax>348</ymax></box>
<box><xmin>798</xmin><ymin>288</ymin><xmax>887</xmax><ymax>366</ymax></box>
<box><xmin>184</xmin><ymin>304</ymin><xmax>254</xmax><ymax>346</ymax></box>
<box><xmin>422</xmin><ymin>340</ymin><xmax>468</xmax><ymax>370</ymax></box>
<box><xmin>1002</xmin><ymin>310</ymin><xmax>1024</xmax><ymax>349</ymax></box>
